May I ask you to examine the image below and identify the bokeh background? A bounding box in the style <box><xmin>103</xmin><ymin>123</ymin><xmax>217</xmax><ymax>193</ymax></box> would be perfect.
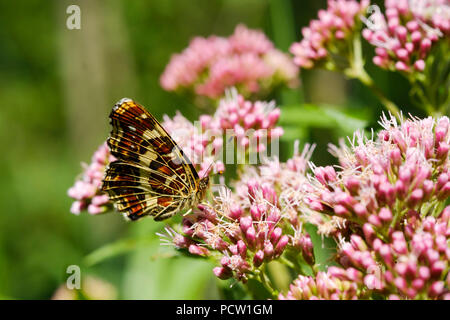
<box><xmin>0</xmin><ymin>0</ymin><xmax>426</xmax><ymax>299</ymax></box>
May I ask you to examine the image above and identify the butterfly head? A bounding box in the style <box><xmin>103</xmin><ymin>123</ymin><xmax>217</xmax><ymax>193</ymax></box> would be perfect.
<box><xmin>196</xmin><ymin>176</ymin><xmax>210</xmax><ymax>202</ymax></box>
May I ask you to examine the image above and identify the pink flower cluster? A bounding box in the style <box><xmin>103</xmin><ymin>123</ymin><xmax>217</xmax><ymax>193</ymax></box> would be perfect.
<box><xmin>338</xmin><ymin>211</ymin><xmax>450</xmax><ymax>299</ymax></box>
<box><xmin>362</xmin><ymin>0</ymin><xmax>449</xmax><ymax>72</ymax></box>
<box><xmin>279</xmin><ymin>267</ymin><xmax>366</xmax><ymax>300</ymax></box>
<box><xmin>159</xmin><ymin>182</ymin><xmax>291</xmax><ymax>283</ymax></box>
<box><xmin>160</xmin><ymin>24</ymin><xmax>299</xmax><ymax>99</ymax></box>
<box><xmin>281</xmin><ymin>114</ymin><xmax>450</xmax><ymax>300</ymax></box>
<box><xmin>199</xmin><ymin>90</ymin><xmax>284</xmax><ymax>154</ymax></box>
<box><xmin>162</xmin><ymin>92</ymin><xmax>284</xmax><ymax>176</ymax></box>
<box><xmin>290</xmin><ymin>0</ymin><xmax>370</xmax><ymax>69</ymax></box>
<box><xmin>303</xmin><ymin>115</ymin><xmax>449</xmax><ymax>238</ymax></box>
<box><xmin>68</xmin><ymin>142</ymin><xmax>116</xmax><ymax>215</ymax></box>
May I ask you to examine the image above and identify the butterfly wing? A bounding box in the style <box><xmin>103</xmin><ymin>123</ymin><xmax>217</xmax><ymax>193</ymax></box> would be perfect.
<box><xmin>102</xmin><ymin>98</ymin><xmax>199</xmax><ymax>221</ymax></box>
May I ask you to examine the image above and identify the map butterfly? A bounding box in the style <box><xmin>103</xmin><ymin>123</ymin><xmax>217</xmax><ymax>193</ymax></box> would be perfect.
<box><xmin>101</xmin><ymin>98</ymin><xmax>209</xmax><ymax>221</ymax></box>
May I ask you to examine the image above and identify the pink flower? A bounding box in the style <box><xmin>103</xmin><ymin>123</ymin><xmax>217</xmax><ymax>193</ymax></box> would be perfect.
<box><xmin>297</xmin><ymin>114</ymin><xmax>450</xmax><ymax>299</ymax></box>
<box><xmin>207</xmin><ymin>89</ymin><xmax>284</xmax><ymax>154</ymax></box>
<box><xmin>290</xmin><ymin>0</ymin><xmax>370</xmax><ymax>69</ymax></box>
<box><xmin>160</xmin><ymin>92</ymin><xmax>284</xmax><ymax>176</ymax></box>
<box><xmin>305</xmin><ymin>114</ymin><xmax>449</xmax><ymax>237</ymax></box>
<box><xmin>363</xmin><ymin>0</ymin><xmax>449</xmax><ymax>73</ymax></box>
<box><xmin>228</xmin><ymin>24</ymin><xmax>274</xmax><ymax>54</ymax></box>
<box><xmin>279</xmin><ymin>267</ymin><xmax>365</xmax><ymax>300</ymax></box>
<box><xmin>335</xmin><ymin>213</ymin><xmax>450</xmax><ymax>299</ymax></box>
<box><xmin>67</xmin><ymin>142</ymin><xmax>116</xmax><ymax>215</ymax></box>
<box><xmin>195</xmin><ymin>53</ymin><xmax>274</xmax><ymax>98</ymax></box>
<box><xmin>160</xmin><ymin>24</ymin><xmax>298</xmax><ymax>99</ymax></box>
<box><xmin>173</xmin><ymin>181</ymin><xmax>293</xmax><ymax>283</ymax></box>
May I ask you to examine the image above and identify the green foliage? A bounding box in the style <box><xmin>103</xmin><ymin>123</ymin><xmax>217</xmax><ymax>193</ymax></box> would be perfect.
<box><xmin>304</xmin><ymin>224</ymin><xmax>338</xmax><ymax>271</ymax></box>
<box><xmin>410</xmin><ymin>40</ymin><xmax>450</xmax><ymax>116</ymax></box>
<box><xmin>120</xmin><ymin>221</ymin><xmax>217</xmax><ymax>299</ymax></box>
<box><xmin>279</xmin><ymin>103</ymin><xmax>369</xmax><ymax>162</ymax></box>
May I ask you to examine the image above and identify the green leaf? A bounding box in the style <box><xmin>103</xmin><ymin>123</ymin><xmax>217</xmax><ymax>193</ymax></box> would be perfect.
<box><xmin>280</xmin><ymin>104</ymin><xmax>337</xmax><ymax>128</ymax></box>
<box><xmin>305</xmin><ymin>223</ymin><xmax>338</xmax><ymax>271</ymax></box>
<box><xmin>280</xmin><ymin>104</ymin><xmax>368</xmax><ymax>134</ymax></box>
<box><xmin>84</xmin><ymin>236</ymin><xmax>154</xmax><ymax>267</ymax></box>
<box><xmin>121</xmin><ymin>220</ymin><xmax>216</xmax><ymax>299</ymax></box>
<box><xmin>217</xmin><ymin>280</ymin><xmax>250</xmax><ymax>300</ymax></box>
<box><xmin>322</xmin><ymin>105</ymin><xmax>368</xmax><ymax>135</ymax></box>
<box><xmin>269</xmin><ymin>0</ymin><xmax>304</xmax><ymax>105</ymax></box>
<box><xmin>245</xmin><ymin>278</ymin><xmax>272</xmax><ymax>300</ymax></box>
<box><xmin>280</xmin><ymin>126</ymin><xmax>308</xmax><ymax>141</ymax></box>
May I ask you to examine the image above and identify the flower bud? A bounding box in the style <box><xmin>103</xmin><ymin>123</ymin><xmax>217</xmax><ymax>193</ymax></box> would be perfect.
<box><xmin>275</xmin><ymin>235</ymin><xmax>289</xmax><ymax>256</ymax></box>
<box><xmin>188</xmin><ymin>244</ymin><xmax>209</xmax><ymax>256</ymax></box>
<box><xmin>239</xmin><ymin>216</ymin><xmax>253</xmax><ymax>233</ymax></box>
<box><xmin>253</xmin><ymin>250</ymin><xmax>264</xmax><ymax>267</ymax></box>
<box><xmin>270</xmin><ymin>227</ymin><xmax>282</xmax><ymax>245</ymax></box>
<box><xmin>213</xmin><ymin>266</ymin><xmax>232</xmax><ymax>280</ymax></box>
<box><xmin>378</xmin><ymin>207</ymin><xmax>392</xmax><ymax>222</ymax></box>
<box><xmin>264</xmin><ymin>241</ymin><xmax>274</xmax><ymax>260</ymax></box>
<box><xmin>229</xmin><ymin>204</ymin><xmax>242</xmax><ymax>220</ymax></box>
<box><xmin>237</xmin><ymin>240</ymin><xmax>247</xmax><ymax>259</ymax></box>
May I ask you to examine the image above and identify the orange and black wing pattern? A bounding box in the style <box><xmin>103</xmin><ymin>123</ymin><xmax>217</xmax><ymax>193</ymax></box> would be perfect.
<box><xmin>101</xmin><ymin>98</ymin><xmax>199</xmax><ymax>221</ymax></box>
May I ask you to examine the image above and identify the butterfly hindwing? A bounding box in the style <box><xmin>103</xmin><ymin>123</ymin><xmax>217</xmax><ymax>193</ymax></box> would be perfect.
<box><xmin>102</xmin><ymin>98</ymin><xmax>200</xmax><ymax>220</ymax></box>
<box><xmin>102</xmin><ymin>161</ymin><xmax>185</xmax><ymax>220</ymax></box>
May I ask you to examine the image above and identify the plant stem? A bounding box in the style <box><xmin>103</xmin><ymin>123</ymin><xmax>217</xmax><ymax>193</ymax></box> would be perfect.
<box><xmin>257</xmin><ymin>267</ymin><xmax>279</xmax><ymax>298</ymax></box>
<box><xmin>346</xmin><ymin>34</ymin><xmax>402</xmax><ymax>119</ymax></box>
<box><xmin>280</xmin><ymin>256</ymin><xmax>296</xmax><ymax>269</ymax></box>
<box><xmin>357</xmin><ymin>69</ymin><xmax>402</xmax><ymax>118</ymax></box>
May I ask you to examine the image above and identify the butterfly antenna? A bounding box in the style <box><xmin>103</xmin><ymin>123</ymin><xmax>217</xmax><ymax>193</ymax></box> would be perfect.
<box><xmin>202</xmin><ymin>160</ymin><xmax>216</xmax><ymax>179</ymax></box>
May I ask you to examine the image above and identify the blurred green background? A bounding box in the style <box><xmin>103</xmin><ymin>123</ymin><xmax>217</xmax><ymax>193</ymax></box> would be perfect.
<box><xmin>0</xmin><ymin>0</ymin><xmax>425</xmax><ymax>299</ymax></box>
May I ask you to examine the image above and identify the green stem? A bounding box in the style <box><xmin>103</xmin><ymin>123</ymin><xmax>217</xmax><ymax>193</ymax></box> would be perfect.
<box><xmin>256</xmin><ymin>267</ymin><xmax>279</xmax><ymax>298</ymax></box>
<box><xmin>409</xmin><ymin>75</ymin><xmax>436</xmax><ymax>116</ymax></box>
<box><xmin>346</xmin><ymin>34</ymin><xmax>402</xmax><ymax>119</ymax></box>
<box><xmin>355</xmin><ymin>69</ymin><xmax>402</xmax><ymax>118</ymax></box>
<box><xmin>280</xmin><ymin>256</ymin><xmax>296</xmax><ymax>269</ymax></box>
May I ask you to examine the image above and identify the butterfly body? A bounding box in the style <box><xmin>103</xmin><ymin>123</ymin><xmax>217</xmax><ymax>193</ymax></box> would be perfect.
<box><xmin>102</xmin><ymin>98</ymin><xmax>209</xmax><ymax>221</ymax></box>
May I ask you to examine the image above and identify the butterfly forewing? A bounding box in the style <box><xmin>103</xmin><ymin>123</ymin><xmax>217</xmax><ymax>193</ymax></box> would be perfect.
<box><xmin>102</xmin><ymin>98</ymin><xmax>201</xmax><ymax>220</ymax></box>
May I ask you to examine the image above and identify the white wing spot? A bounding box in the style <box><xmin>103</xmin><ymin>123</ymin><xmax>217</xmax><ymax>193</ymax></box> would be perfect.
<box><xmin>114</xmin><ymin>97</ymin><xmax>132</xmax><ymax>110</ymax></box>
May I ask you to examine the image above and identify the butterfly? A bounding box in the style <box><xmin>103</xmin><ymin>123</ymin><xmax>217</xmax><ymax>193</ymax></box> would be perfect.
<box><xmin>101</xmin><ymin>98</ymin><xmax>209</xmax><ymax>221</ymax></box>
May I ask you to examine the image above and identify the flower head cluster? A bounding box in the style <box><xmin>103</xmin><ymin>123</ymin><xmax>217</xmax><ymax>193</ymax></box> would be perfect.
<box><xmin>159</xmin><ymin>183</ymin><xmax>290</xmax><ymax>283</ymax></box>
<box><xmin>160</xmin><ymin>24</ymin><xmax>299</xmax><ymax>99</ymax></box>
<box><xmin>283</xmin><ymin>114</ymin><xmax>450</xmax><ymax>300</ymax></box>
<box><xmin>304</xmin><ymin>114</ymin><xmax>449</xmax><ymax>237</ymax></box>
<box><xmin>338</xmin><ymin>211</ymin><xmax>450</xmax><ymax>299</ymax></box>
<box><xmin>199</xmin><ymin>90</ymin><xmax>284</xmax><ymax>154</ymax></box>
<box><xmin>163</xmin><ymin>92</ymin><xmax>284</xmax><ymax>176</ymax></box>
<box><xmin>68</xmin><ymin>142</ymin><xmax>116</xmax><ymax>215</ymax></box>
<box><xmin>279</xmin><ymin>267</ymin><xmax>366</xmax><ymax>300</ymax></box>
<box><xmin>362</xmin><ymin>0</ymin><xmax>450</xmax><ymax>72</ymax></box>
<box><xmin>290</xmin><ymin>0</ymin><xmax>370</xmax><ymax>69</ymax></box>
